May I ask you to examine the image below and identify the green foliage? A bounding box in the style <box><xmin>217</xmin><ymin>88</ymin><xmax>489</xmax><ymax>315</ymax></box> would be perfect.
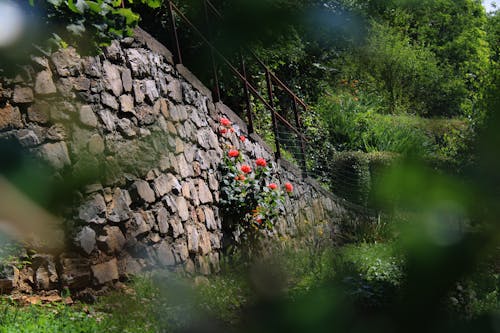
<box><xmin>329</xmin><ymin>151</ymin><xmax>371</xmax><ymax>205</ymax></box>
<box><xmin>24</xmin><ymin>0</ymin><xmax>161</xmax><ymax>55</ymax></box>
<box><xmin>357</xmin><ymin>22</ymin><xmax>467</xmax><ymax>116</ymax></box>
<box><xmin>333</xmin><ymin>241</ymin><xmax>404</xmax><ymax>308</ymax></box>
<box><xmin>449</xmin><ymin>269</ymin><xmax>500</xmax><ymax>320</ymax></box>
<box><xmin>0</xmin><ymin>301</ymin><xmax>101</xmax><ymax>332</ymax></box>
<box><xmin>316</xmin><ymin>92</ymin><xmax>434</xmax><ymax>154</ymax></box>
<box><xmin>193</xmin><ymin>272</ymin><xmax>250</xmax><ymax>325</ymax></box>
<box><xmin>339</xmin><ymin>242</ymin><xmax>404</xmax><ymax>286</ymax></box>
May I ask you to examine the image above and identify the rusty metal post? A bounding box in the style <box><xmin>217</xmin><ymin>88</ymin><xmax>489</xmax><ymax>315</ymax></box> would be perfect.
<box><xmin>203</xmin><ymin>0</ymin><xmax>221</xmax><ymax>102</ymax></box>
<box><xmin>240</xmin><ymin>53</ymin><xmax>254</xmax><ymax>134</ymax></box>
<box><xmin>265</xmin><ymin>69</ymin><xmax>281</xmax><ymax>160</ymax></box>
<box><xmin>167</xmin><ymin>1</ymin><xmax>183</xmax><ymax>64</ymax></box>
<box><xmin>293</xmin><ymin>97</ymin><xmax>307</xmax><ymax>175</ymax></box>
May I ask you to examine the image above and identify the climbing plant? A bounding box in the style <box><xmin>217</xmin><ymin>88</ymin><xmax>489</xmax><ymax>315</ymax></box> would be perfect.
<box><xmin>25</xmin><ymin>0</ymin><xmax>162</xmax><ymax>54</ymax></box>
<box><xmin>218</xmin><ymin>118</ymin><xmax>293</xmax><ymax>241</ymax></box>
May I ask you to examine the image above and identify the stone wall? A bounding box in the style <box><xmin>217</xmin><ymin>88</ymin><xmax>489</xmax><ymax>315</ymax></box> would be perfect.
<box><xmin>0</xmin><ymin>28</ymin><xmax>372</xmax><ymax>293</ymax></box>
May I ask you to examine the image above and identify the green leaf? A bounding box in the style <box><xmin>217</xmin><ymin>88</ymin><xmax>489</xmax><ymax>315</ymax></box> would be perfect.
<box><xmin>67</xmin><ymin>0</ymin><xmax>88</xmax><ymax>13</ymax></box>
<box><xmin>48</xmin><ymin>0</ymin><xmax>64</xmax><ymax>6</ymax></box>
<box><xmin>142</xmin><ymin>0</ymin><xmax>162</xmax><ymax>9</ymax></box>
<box><xmin>86</xmin><ymin>1</ymin><xmax>106</xmax><ymax>14</ymax></box>
<box><xmin>113</xmin><ymin>7</ymin><xmax>139</xmax><ymax>25</ymax></box>
<box><xmin>66</xmin><ymin>22</ymin><xmax>86</xmax><ymax>35</ymax></box>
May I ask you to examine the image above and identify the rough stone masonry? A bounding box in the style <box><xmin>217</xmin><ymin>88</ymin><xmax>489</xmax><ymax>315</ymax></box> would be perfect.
<box><xmin>0</xmin><ymin>28</ymin><xmax>372</xmax><ymax>294</ymax></box>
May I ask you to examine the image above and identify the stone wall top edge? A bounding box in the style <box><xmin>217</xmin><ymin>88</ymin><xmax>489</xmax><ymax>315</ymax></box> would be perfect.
<box><xmin>278</xmin><ymin>158</ymin><xmax>303</xmax><ymax>179</ymax></box>
<box><xmin>133</xmin><ymin>27</ymin><xmax>174</xmax><ymax>65</ymax></box>
<box><xmin>176</xmin><ymin>64</ymin><xmax>213</xmax><ymax>101</ymax></box>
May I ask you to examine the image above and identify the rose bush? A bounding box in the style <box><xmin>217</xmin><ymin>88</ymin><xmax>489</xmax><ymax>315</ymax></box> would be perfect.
<box><xmin>218</xmin><ymin>123</ymin><xmax>293</xmax><ymax>240</ymax></box>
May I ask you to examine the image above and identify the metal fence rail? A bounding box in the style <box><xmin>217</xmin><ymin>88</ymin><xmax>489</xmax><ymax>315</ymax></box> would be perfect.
<box><xmin>166</xmin><ymin>0</ymin><xmax>309</xmax><ymax>174</ymax></box>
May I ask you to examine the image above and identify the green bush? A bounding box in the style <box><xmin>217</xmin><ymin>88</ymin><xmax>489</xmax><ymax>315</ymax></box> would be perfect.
<box><xmin>329</xmin><ymin>151</ymin><xmax>371</xmax><ymax>206</ymax></box>
<box><xmin>335</xmin><ymin>242</ymin><xmax>405</xmax><ymax>308</ymax></box>
<box><xmin>327</xmin><ymin>151</ymin><xmax>398</xmax><ymax>207</ymax></box>
<box><xmin>316</xmin><ymin>92</ymin><xmax>434</xmax><ymax>155</ymax></box>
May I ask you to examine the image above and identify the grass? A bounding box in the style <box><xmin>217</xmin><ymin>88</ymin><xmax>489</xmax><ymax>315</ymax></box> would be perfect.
<box><xmin>10</xmin><ymin>240</ymin><xmax>485</xmax><ymax>332</ymax></box>
<box><xmin>338</xmin><ymin>242</ymin><xmax>404</xmax><ymax>286</ymax></box>
<box><xmin>0</xmin><ymin>241</ymin><xmax>334</xmax><ymax>332</ymax></box>
<box><xmin>0</xmin><ymin>301</ymin><xmax>103</xmax><ymax>333</ymax></box>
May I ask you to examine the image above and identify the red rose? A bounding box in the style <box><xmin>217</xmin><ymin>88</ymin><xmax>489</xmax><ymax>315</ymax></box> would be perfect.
<box><xmin>256</xmin><ymin>219</ymin><xmax>263</xmax><ymax>224</ymax></box>
<box><xmin>268</xmin><ymin>183</ymin><xmax>277</xmax><ymax>190</ymax></box>
<box><xmin>239</xmin><ymin>135</ymin><xmax>246</xmax><ymax>142</ymax></box>
<box><xmin>285</xmin><ymin>182</ymin><xmax>293</xmax><ymax>193</ymax></box>
<box><xmin>228</xmin><ymin>149</ymin><xmax>239</xmax><ymax>158</ymax></box>
<box><xmin>220</xmin><ymin>128</ymin><xmax>227</xmax><ymax>134</ymax></box>
<box><xmin>255</xmin><ymin>158</ymin><xmax>267</xmax><ymax>167</ymax></box>
<box><xmin>220</xmin><ymin>117</ymin><xmax>231</xmax><ymax>127</ymax></box>
<box><xmin>229</xmin><ymin>127</ymin><xmax>235</xmax><ymax>133</ymax></box>
<box><xmin>240</xmin><ymin>165</ymin><xmax>252</xmax><ymax>174</ymax></box>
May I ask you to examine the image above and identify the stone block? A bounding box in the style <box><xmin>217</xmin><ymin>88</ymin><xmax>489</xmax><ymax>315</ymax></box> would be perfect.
<box><xmin>88</xmin><ymin>134</ymin><xmax>105</xmax><ymax>155</ymax></box>
<box><xmin>170</xmin><ymin>216</ymin><xmax>184</xmax><ymax>238</ymax></box>
<box><xmin>197</xmin><ymin>179</ymin><xmax>213</xmax><ymax>204</ymax></box>
<box><xmin>204</xmin><ymin>207</ymin><xmax>217</xmax><ymax>230</ymax></box>
<box><xmin>177</xmin><ymin>155</ymin><xmax>193</xmax><ymax>179</ymax></box>
<box><xmin>131</xmin><ymin>211</ymin><xmax>153</xmax><ymax>237</ymax></box>
<box><xmin>173</xmin><ymin>241</ymin><xmax>189</xmax><ymax>263</ymax></box>
<box><xmin>144</xmin><ymin>79</ymin><xmax>159</xmax><ymax>104</ymax></box>
<box><xmin>83</xmin><ymin>56</ymin><xmax>102</xmax><ymax>77</ymax></box>
<box><xmin>35</xmin><ymin>70</ymin><xmax>57</xmax><ymax>95</ymax></box>
<box><xmin>132</xmin><ymin>180</ymin><xmax>155</xmax><ymax>203</ymax></box>
<box><xmin>51</xmin><ymin>47</ymin><xmax>82</xmax><ymax>77</ymax></box>
<box><xmin>0</xmin><ymin>104</ymin><xmax>22</xmax><ymax>130</ymax></box>
<box><xmin>79</xmin><ymin>105</ymin><xmax>98</xmax><ymax>127</ymax></box>
<box><xmin>176</xmin><ymin>196</ymin><xmax>190</xmax><ymax>222</ymax></box>
<box><xmin>169</xmin><ymin>103</ymin><xmax>188</xmax><ymax>122</ymax></box>
<box><xmin>39</xmin><ymin>142</ymin><xmax>71</xmax><ymax>169</ymax></box>
<box><xmin>59</xmin><ymin>254</ymin><xmax>91</xmax><ymax>290</ymax></box>
<box><xmin>166</xmin><ymin>79</ymin><xmax>182</xmax><ymax>102</ymax></box>
<box><xmin>108</xmin><ymin>188</ymin><xmax>132</xmax><ymax>222</ymax></box>
<box><xmin>104</xmin><ymin>40</ymin><xmax>124</xmax><ymax>63</ymax></box>
<box><xmin>186</xmin><ymin>224</ymin><xmax>198</xmax><ymax>253</ymax></box>
<box><xmin>155</xmin><ymin>241</ymin><xmax>175</xmax><ymax>267</ymax></box>
<box><xmin>198</xmin><ymin>227</ymin><xmax>212</xmax><ymax>255</ymax></box>
<box><xmin>156</xmin><ymin>207</ymin><xmax>170</xmax><ymax>234</ymax></box>
<box><xmin>98</xmin><ymin>226</ymin><xmax>126</xmax><ymax>254</ymax></box>
<box><xmin>75</xmin><ymin>226</ymin><xmax>96</xmax><ymax>255</ymax></box>
<box><xmin>102</xmin><ymin>92</ymin><xmax>119</xmax><ymax>110</ymax></box>
<box><xmin>78</xmin><ymin>194</ymin><xmax>106</xmax><ymax>224</ymax></box>
<box><xmin>126</xmin><ymin>49</ymin><xmax>150</xmax><ymax>77</ymax></box>
<box><xmin>27</xmin><ymin>102</ymin><xmax>49</xmax><ymax>124</ymax></box>
<box><xmin>122</xmin><ymin>68</ymin><xmax>133</xmax><ymax>92</ymax></box>
<box><xmin>91</xmin><ymin>259</ymin><xmax>119</xmax><ymax>285</ymax></box>
<box><xmin>133</xmin><ymin>80</ymin><xmax>145</xmax><ymax>103</ymax></box>
<box><xmin>103</xmin><ymin>61</ymin><xmax>123</xmax><ymax>97</ymax></box>
<box><xmin>120</xmin><ymin>94</ymin><xmax>135</xmax><ymax>113</ymax></box>
<box><xmin>13</xmin><ymin>86</ymin><xmax>34</xmax><ymax>103</ymax></box>
<box><xmin>16</xmin><ymin>129</ymin><xmax>40</xmax><ymax>147</ymax></box>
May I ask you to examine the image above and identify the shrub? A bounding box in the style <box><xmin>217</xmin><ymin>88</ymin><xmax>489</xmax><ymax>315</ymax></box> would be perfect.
<box><xmin>329</xmin><ymin>151</ymin><xmax>371</xmax><ymax>206</ymax></box>
<box><xmin>335</xmin><ymin>242</ymin><xmax>405</xmax><ymax>308</ymax></box>
<box><xmin>316</xmin><ymin>93</ymin><xmax>434</xmax><ymax>155</ymax></box>
<box><xmin>328</xmin><ymin>151</ymin><xmax>398</xmax><ymax>207</ymax></box>
<box><xmin>218</xmin><ymin>119</ymin><xmax>292</xmax><ymax>243</ymax></box>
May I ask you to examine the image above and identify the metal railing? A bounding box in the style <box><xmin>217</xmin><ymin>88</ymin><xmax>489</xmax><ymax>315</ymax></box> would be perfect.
<box><xmin>166</xmin><ymin>0</ymin><xmax>309</xmax><ymax>174</ymax></box>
